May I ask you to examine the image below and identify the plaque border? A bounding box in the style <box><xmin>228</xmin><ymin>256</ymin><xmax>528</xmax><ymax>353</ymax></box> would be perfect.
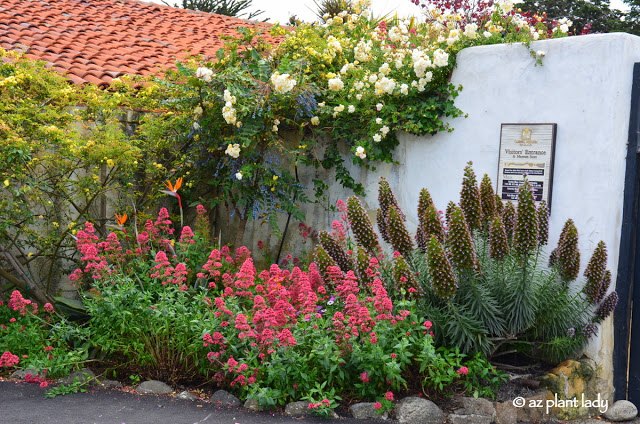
<box><xmin>497</xmin><ymin>123</ymin><xmax>557</xmax><ymax>212</ymax></box>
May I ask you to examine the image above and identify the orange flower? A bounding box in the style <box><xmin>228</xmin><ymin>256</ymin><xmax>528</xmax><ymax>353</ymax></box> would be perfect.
<box><xmin>165</xmin><ymin>177</ymin><xmax>183</xmax><ymax>194</ymax></box>
<box><xmin>115</xmin><ymin>213</ymin><xmax>128</xmax><ymax>227</ymax></box>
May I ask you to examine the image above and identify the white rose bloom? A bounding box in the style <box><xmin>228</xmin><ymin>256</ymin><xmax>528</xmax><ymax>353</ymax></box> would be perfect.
<box><xmin>464</xmin><ymin>23</ymin><xmax>478</xmax><ymax>39</ymax></box>
<box><xmin>318</xmin><ymin>102</ymin><xmax>326</xmax><ymax>107</ymax></box>
<box><xmin>447</xmin><ymin>29</ymin><xmax>460</xmax><ymax>45</ymax></box>
<box><xmin>376</xmin><ymin>103</ymin><xmax>384</xmax><ymax>111</ymax></box>
<box><xmin>225</xmin><ymin>143</ymin><xmax>241</xmax><ymax>159</ymax></box>
<box><xmin>193</xmin><ymin>122</ymin><xmax>201</xmax><ymax>130</ymax></box>
<box><xmin>222</xmin><ymin>105</ymin><xmax>237</xmax><ymax>125</ymax></box>
<box><xmin>375</xmin><ymin>77</ymin><xmax>396</xmax><ymax>95</ymax></box>
<box><xmin>356</xmin><ymin>94</ymin><xmax>363</xmax><ymax>100</ymax></box>
<box><xmin>389</xmin><ymin>26</ymin><xmax>403</xmax><ymax>42</ymax></box>
<box><xmin>484</xmin><ymin>31</ymin><xmax>492</xmax><ymax>38</ymax></box>
<box><xmin>334</xmin><ymin>104</ymin><xmax>345</xmax><ymax>113</ymax></box>
<box><xmin>433</xmin><ymin>49</ymin><xmax>450</xmax><ymax>67</ymax></box>
<box><xmin>354</xmin><ymin>39</ymin><xmax>373</xmax><ymax>62</ymax></box>
<box><xmin>327</xmin><ymin>36</ymin><xmax>342</xmax><ymax>52</ymax></box>
<box><xmin>194</xmin><ymin>105</ymin><xmax>203</xmax><ymax>116</ymax></box>
<box><xmin>400</xmin><ymin>83</ymin><xmax>409</xmax><ymax>95</ymax></box>
<box><xmin>537</xmin><ymin>51</ymin><xmax>545</xmax><ymax>57</ymax></box>
<box><xmin>270</xmin><ymin>72</ymin><xmax>297</xmax><ymax>93</ymax></box>
<box><xmin>531</xmin><ymin>30</ymin><xmax>540</xmax><ymax>40</ymax></box>
<box><xmin>380</xmin><ymin>125</ymin><xmax>390</xmax><ymax>136</ymax></box>
<box><xmin>348</xmin><ymin>105</ymin><xmax>356</xmax><ymax>113</ymax></box>
<box><xmin>376</xmin><ymin>118</ymin><xmax>383</xmax><ymax>124</ymax></box>
<box><xmin>354</xmin><ymin>81</ymin><xmax>365</xmax><ymax>90</ymax></box>
<box><xmin>328</xmin><ymin>77</ymin><xmax>345</xmax><ymax>91</ymax></box>
<box><xmin>355</xmin><ymin>146</ymin><xmax>366</xmax><ymax>159</ymax></box>
<box><xmin>272</xmin><ymin>125</ymin><xmax>279</xmax><ymax>132</ymax></box>
<box><xmin>223</xmin><ymin>89</ymin><xmax>236</xmax><ymax>104</ymax></box>
<box><xmin>368</xmin><ymin>74</ymin><xmax>378</xmax><ymax>83</ymax></box>
<box><xmin>560</xmin><ymin>23</ymin><xmax>569</xmax><ymax>33</ymax></box>
<box><xmin>235</xmin><ymin>172</ymin><xmax>243</xmax><ymax>180</ymax></box>
<box><xmin>311</xmin><ymin>116</ymin><xmax>320</xmax><ymax>125</ymax></box>
<box><xmin>373</xmin><ymin>134</ymin><xmax>382</xmax><ymax>142</ymax></box>
<box><xmin>195</xmin><ymin>67</ymin><xmax>213</xmax><ymax>82</ymax></box>
<box><xmin>379</xmin><ymin>63</ymin><xmax>391</xmax><ymax>75</ymax></box>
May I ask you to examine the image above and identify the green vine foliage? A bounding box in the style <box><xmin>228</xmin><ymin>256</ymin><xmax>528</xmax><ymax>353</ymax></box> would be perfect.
<box><xmin>115</xmin><ymin>2</ymin><xmax>570</xmax><ymax>237</ymax></box>
<box><xmin>319</xmin><ymin>164</ymin><xmax>617</xmax><ymax>364</ymax></box>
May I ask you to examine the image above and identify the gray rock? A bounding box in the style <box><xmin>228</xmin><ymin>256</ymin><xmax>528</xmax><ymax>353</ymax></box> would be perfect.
<box><xmin>574</xmin><ymin>419</ymin><xmax>608</xmax><ymax>424</ymax></box>
<box><xmin>209</xmin><ymin>390</ymin><xmax>241</xmax><ymax>407</ymax></box>
<box><xmin>244</xmin><ymin>398</ymin><xmax>261</xmax><ymax>411</ymax></box>
<box><xmin>11</xmin><ymin>369</ymin><xmax>39</xmax><ymax>379</ymax></box>
<box><xmin>176</xmin><ymin>391</ymin><xmax>199</xmax><ymax>401</ymax></box>
<box><xmin>449</xmin><ymin>414</ymin><xmax>492</xmax><ymax>424</ymax></box>
<box><xmin>494</xmin><ymin>401</ymin><xmax>517</xmax><ymax>424</ymax></box>
<box><xmin>97</xmin><ymin>378</ymin><xmax>123</xmax><ymax>388</ymax></box>
<box><xmin>516</xmin><ymin>392</ymin><xmax>551</xmax><ymax>422</ymax></box>
<box><xmin>285</xmin><ymin>401</ymin><xmax>311</xmax><ymax>417</ymax></box>
<box><xmin>603</xmin><ymin>400</ymin><xmax>638</xmax><ymax>421</ymax></box>
<box><xmin>283</xmin><ymin>401</ymin><xmax>338</xmax><ymax>418</ymax></box>
<box><xmin>350</xmin><ymin>402</ymin><xmax>388</xmax><ymax>420</ymax></box>
<box><xmin>57</xmin><ymin>368</ymin><xmax>96</xmax><ymax>386</ymax></box>
<box><xmin>135</xmin><ymin>380</ymin><xmax>173</xmax><ymax>394</ymax></box>
<box><xmin>394</xmin><ymin>396</ymin><xmax>444</xmax><ymax>424</ymax></box>
<box><xmin>455</xmin><ymin>397</ymin><xmax>495</xmax><ymax>418</ymax></box>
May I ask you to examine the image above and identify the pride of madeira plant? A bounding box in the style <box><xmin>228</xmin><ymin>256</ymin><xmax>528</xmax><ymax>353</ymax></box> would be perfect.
<box><xmin>313</xmin><ymin>162</ymin><xmax>618</xmax><ymax>364</ymax></box>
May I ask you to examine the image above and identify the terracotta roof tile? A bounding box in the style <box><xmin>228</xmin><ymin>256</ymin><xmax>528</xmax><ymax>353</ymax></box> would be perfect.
<box><xmin>0</xmin><ymin>0</ymin><xmax>278</xmax><ymax>86</ymax></box>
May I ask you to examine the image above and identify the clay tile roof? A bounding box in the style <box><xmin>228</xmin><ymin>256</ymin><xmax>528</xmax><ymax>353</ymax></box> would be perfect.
<box><xmin>0</xmin><ymin>0</ymin><xmax>277</xmax><ymax>86</ymax></box>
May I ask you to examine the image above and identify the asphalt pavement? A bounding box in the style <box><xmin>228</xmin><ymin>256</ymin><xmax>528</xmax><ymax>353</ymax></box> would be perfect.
<box><xmin>0</xmin><ymin>381</ymin><xmax>380</xmax><ymax>424</ymax></box>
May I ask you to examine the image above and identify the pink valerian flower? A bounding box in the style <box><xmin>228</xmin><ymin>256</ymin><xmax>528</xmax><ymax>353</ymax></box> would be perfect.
<box><xmin>360</xmin><ymin>371</ymin><xmax>370</xmax><ymax>383</ymax></box>
<box><xmin>154</xmin><ymin>207</ymin><xmax>175</xmax><ymax>235</ymax></box>
<box><xmin>196</xmin><ymin>204</ymin><xmax>207</xmax><ymax>215</ymax></box>
<box><xmin>335</xmin><ymin>271</ymin><xmax>360</xmax><ymax>300</ymax></box>
<box><xmin>385</xmin><ymin>391</ymin><xmax>394</xmax><ymax>401</ymax></box>
<box><xmin>72</xmin><ymin>222</ymin><xmax>110</xmax><ymax>280</ymax></box>
<box><xmin>0</xmin><ymin>351</ymin><xmax>19</xmax><ymax>367</ymax></box>
<box><xmin>150</xmin><ymin>251</ymin><xmax>175</xmax><ymax>285</ymax></box>
<box><xmin>178</xmin><ymin>226</ymin><xmax>196</xmax><ymax>244</ymax></box>
<box><xmin>198</xmin><ymin>249</ymin><xmax>224</xmax><ymax>280</ymax></box>
<box><xmin>457</xmin><ymin>366</ymin><xmax>469</xmax><ymax>376</ymax></box>
<box><xmin>97</xmin><ymin>232</ymin><xmax>124</xmax><ymax>263</ymax></box>
<box><xmin>44</xmin><ymin>303</ymin><xmax>54</xmax><ymax>313</ymax></box>
<box><xmin>331</xmin><ymin>219</ymin><xmax>347</xmax><ymax>243</ymax></box>
<box><xmin>374</xmin><ymin>402</ymin><xmax>383</xmax><ymax>410</ymax></box>
<box><xmin>8</xmin><ymin>290</ymin><xmax>32</xmax><ymax>316</ymax></box>
<box><xmin>234</xmin><ymin>257</ymin><xmax>257</xmax><ymax>293</ymax></box>
<box><xmin>172</xmin><ymin>263</ymin><xmax>188</xmax><ymax>285</ymax></box>
<box><xmin>257</xmin><ymin>240</ymin><xmax>264</xmax><ymax>249</ymax></box>
<box><xmin>9</xmin><ymin>318</ymin><xmax>16</xmax><ymax>323</ymax></box>
<box><xmin>424</xmin><ymin>320</ymin><xmax>433</xmax><ymax>330</ymax></box>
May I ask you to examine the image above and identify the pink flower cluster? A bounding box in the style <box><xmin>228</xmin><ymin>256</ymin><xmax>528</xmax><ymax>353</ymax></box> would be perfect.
<box><xmin>308</xmin><ymin>399</ymin><xmax>331</xmax><ymax>409</ymax></box>
<box><xmin>8</xmin><ymin>290</ymin><xmax>36</xmax><ymax>316</ymax></box>
<box><xmin>0</xmin><ymin>351</ymin><xmax>19</xmax><ymax>367</ymax></box>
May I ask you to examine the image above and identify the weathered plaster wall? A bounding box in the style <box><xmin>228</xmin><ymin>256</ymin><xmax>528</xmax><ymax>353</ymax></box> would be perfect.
<box><xmin>245</xmin><ymin>33</ymin><xmax>640</xmax><ymax>400</ymax></box>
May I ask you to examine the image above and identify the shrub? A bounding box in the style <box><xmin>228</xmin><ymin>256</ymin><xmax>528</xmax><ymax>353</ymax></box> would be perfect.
<box><xmin>0</xmin><ymin>291</ymin><xmax>86</xmax><ymax>380</ymax></box>
<box><xmin>321</xmin><ymin>162</ymin><xmax>617</xmax><ymax>364</ymax></box>
<box><xmin>69</xmin><ymin>205</ymin><xmax>503</xmax><ymax>404</ymax></box>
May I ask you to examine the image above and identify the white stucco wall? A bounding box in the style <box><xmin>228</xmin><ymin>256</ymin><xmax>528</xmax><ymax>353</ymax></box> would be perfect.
<box><xmin>247</xmin><ymin>33</ymin><xmax>640</xmax><ymax>397</ymax></box>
